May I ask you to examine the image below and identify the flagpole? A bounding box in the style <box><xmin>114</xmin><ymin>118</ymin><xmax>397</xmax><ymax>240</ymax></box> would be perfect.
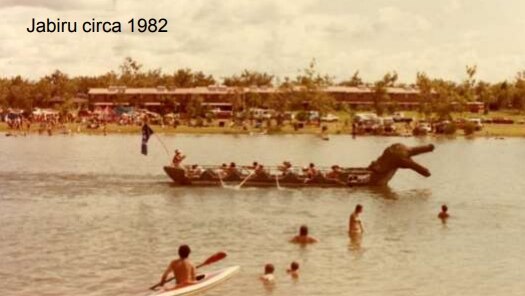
<box><xmin>154</xmin><ymin>133</ymin><xmax>171</xmax><ymax>158</ymax></box>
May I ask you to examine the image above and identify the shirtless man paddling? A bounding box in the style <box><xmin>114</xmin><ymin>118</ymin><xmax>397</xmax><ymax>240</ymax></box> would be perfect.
<box><xmin>159</xmin><ymin>245</ymin><xmax>197</xmax><ymax>289</ymax></box>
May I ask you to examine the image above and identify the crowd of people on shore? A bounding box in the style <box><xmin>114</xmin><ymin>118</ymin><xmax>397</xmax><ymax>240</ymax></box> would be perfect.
<box><xmin>156</xmin><ymin>204</ymin><xmax>451</xmax><ymax>290</ymax></box>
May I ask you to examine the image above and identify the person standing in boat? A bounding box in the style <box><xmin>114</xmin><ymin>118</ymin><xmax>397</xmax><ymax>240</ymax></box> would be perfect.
<box><xmin>290</xmin><ymin>225</ymin><xmax>318</xmax><ymax>244</ymax></box>
<box><xmin>159</xmin><ymin>244</ymin><xmax>197</xmax><ymax>289</ymax></box>
<box><xmin>172</xmin><ymin>149</ymin><xmax>186</xmax><ymax>168</ymax></box>
<box><xmin>349</xmin><ymin>204</ymin><xmax>364</xmax><ymax>235</ymax></box>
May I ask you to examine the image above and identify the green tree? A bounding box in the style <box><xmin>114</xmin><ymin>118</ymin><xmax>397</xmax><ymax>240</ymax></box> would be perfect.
<box><xmin>373</xmin><ymin>71</ymin><xmax>398</xmax><ymax>116</ymax></box>
<box><xmin>339</xmin><ymin>71</ymin><xmax>363</xmax><ymax>86</ymax></box>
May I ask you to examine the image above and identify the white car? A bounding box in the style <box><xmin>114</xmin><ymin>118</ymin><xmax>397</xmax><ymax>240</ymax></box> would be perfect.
<box><xmin>467</xmin><ymin>118</ymin><xmax>483</xmax><ymax>131</ymax></box>
<box><xmin>320</xmin><ymin>113</ymin><xmax>339</xmax><ymax>122</ymax></box>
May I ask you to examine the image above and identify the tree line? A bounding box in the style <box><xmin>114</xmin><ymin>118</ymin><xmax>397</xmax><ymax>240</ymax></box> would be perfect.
<box><xmin>2</xmin><ymin>57</ymin><xmax>525</xmax><ymax>116</ymax></box>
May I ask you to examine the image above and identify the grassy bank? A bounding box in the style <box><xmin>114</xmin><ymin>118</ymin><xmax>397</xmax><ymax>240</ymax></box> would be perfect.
<box><xmin>2</xmin><ymin>121</ymin><xmax>525</xmax><ymax>137</ymax></box>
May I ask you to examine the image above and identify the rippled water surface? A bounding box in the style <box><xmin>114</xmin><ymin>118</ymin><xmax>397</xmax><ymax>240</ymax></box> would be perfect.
<box><xmin>1</xmin><ymin>134</ymin><xmax>525</xmax><ymax>296</ymax></box>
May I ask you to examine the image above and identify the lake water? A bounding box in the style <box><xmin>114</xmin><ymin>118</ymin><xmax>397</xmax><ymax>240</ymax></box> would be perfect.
<box><xmin>1</xmin><ymin>134</ymin><xmax>524</xmax><ymax>296</ymax></box>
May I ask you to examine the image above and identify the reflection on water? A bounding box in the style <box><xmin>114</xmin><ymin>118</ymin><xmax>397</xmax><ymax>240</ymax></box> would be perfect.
<box><xmin>1</xmin><ymin>135</ymin><xmax>525</xmax><ymax>296</ymax></box>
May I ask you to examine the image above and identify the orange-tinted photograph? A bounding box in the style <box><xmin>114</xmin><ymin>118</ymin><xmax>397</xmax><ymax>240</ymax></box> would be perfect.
<box><xmin>1</xmin><ymin>1</ymin><xmax>524</xmax><ymax>295</ymax></box>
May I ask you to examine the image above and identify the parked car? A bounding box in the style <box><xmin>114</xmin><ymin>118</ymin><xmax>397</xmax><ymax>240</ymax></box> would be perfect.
<box><xmin>392</xmin><ymin>112</ymin><xmax>413</xmax><ymax>123</ymax></box>
<box><xmin>467</xmin><ymin>118</ymin><xmax>483</xmax><ymax>131</ymax></box>
<box><xmin>320</xmin><ymin>113</ymin><xmax>339</xmax><ymax>122</ymax></box>
<box><xmin>491</xmin><ymin>117</ymin><xmax>514</xmax><ymax>124</ymax></box>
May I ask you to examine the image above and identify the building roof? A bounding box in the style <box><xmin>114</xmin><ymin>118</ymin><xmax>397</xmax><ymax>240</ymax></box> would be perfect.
<box><xmin>88</xmin><ymin>85</ymin><xmax>425</xmax><ymax>96</ymax></box>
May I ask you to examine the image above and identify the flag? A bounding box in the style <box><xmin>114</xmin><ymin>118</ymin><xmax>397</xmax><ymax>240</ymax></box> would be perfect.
<box><xmin>141</xmin><ymin>123</ymin><xmax>154</xmax><ymax>155</ymax></box>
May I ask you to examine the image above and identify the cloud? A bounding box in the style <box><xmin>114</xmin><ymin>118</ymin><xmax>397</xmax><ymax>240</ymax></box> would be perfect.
<box><xmin>0</xmin><ymin>0</ymin><xmax>113</xmax><ymax>10</ymax></box>
<box><xmin>0</xmin><ymin>0</ymin><xmax>524</xmax><ymax>82</ymax></box>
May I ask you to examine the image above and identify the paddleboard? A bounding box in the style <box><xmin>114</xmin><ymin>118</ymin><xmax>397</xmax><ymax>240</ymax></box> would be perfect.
<box><xmin>148</xmin><ymin>266</ymin><xmax>240</xmax><ymax>296</ymax></box>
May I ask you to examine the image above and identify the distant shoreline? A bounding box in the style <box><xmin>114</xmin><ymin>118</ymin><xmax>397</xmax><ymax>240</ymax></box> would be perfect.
<box><xmin>2</xmin><ymin>122</ymin><xmax>524</xmax><ymax>138</ymax></box>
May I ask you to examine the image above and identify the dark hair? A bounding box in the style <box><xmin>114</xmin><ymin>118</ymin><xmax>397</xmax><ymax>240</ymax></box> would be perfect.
<box><xmin>264</xmin><ymin>263</ymin><xmax>275</xmax><ymax>274</ymax></box>
<box><xmin>309</xmin><ymin>163</ymin><xmax>315</xmax><ymax>168</ymax></box>
<box><xmin>355</xmin><ymin>204</ymin><xmax>363</xmax><ymax>212</ymax></box>
<box><xmin>230</xmin><ymin>162</ymin><xmax>236</xmax><ymax>167</ymax></box>
<box><xmin>290</xmin><ymin>261</ymin><xmax>299</xmax><ymax>271</ymax></box>
<box><xmin>178</xmin><ymin>245</ymin><xmax>191</xmax><ymax>259</ymax></box>
<box><xmin>299</xmin><ymin>225</ymin><xmax>308</xmax><ymax>236</ymax></box>
<box><xmin>253</xmin><ymin>161</ymin><xmax>258</xmax><ymax>166</ymax></box>
<box><xmin>441</xmin><ymin>204</ymin><xmax>448</xmax><ymax>212</ymax></box>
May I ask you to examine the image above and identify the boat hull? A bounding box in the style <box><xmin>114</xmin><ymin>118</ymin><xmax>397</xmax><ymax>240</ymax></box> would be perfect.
<box><xmin>148</xmin><ymin>266</ymin><xmax>240</xmax><ymax>296</ymax></box>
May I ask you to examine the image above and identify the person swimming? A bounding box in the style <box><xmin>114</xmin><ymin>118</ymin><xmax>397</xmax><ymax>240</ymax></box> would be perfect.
<box><xmin>438</xmin><ymin>204</ymin><xmax>450</xmax><ymax>220</ymax></box>
<box><xmin>290</xmin><ymin>225</ymin><xmax>318</xmax><ymax>244</ymax></box>
<box><xmin>286</xmin><ymin>261</ymin><xmax>300</xmax><ymax>278</ymax></box>
<box><xmin>260</xmin><ymin>263</ymin><xmax>275</xmax><ymax>283</ymax></box>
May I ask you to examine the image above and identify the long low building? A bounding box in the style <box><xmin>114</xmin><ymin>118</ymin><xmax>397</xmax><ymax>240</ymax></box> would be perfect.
<box><xmin>87</xmin><ymin>85</ymin><xmax>483</xmax><ymax>113</ymax></box>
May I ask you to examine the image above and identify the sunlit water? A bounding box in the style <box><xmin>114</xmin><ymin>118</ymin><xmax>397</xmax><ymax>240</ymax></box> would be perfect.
<box><xmin>1</xmin><ymin>134</ymin><xmax>524</xmax><ymax>296</ymax></box>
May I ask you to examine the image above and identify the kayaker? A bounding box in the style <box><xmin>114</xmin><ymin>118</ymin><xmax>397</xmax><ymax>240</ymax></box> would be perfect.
<box><xmin>290</xmin><ymin>225</ymin><xmax>318</xmax><ymax>244</ymax></box>
<box><xmin>172</xmin><ymin>149</ymin><xmax>186</xmax><ymax>167</ymax></box>
<box><xmin>159</xmin><ymin>244</ymin><xmax>197</xmax><ymax>289</ymax></box>
<box><xmin>438</xmin><ymin>204</ymin><xmax>449</xmax><ymax>220</ymax></box>
<box><xmin>349</xmin><ymin>204</ymin><xmax>364</xmax><ymax>234</ymax></box>
<box><xmin>286</xmin><ymin>261</ymin><xmax>300</xmax><ymax>278</ymax></box>
<box><xmin>260</xmin><ymin>263</ymin><xmax>275</xmax><ymax>283</ymax></box>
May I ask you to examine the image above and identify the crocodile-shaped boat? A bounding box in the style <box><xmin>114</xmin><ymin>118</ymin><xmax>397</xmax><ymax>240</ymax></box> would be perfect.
<box><xmin>163</xmin><ymin>143</ymin><xmax>434</xmax><ymax>187</ymax></box>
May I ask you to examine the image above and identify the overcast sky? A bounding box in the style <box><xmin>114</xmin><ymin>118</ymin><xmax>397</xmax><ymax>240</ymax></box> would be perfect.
<box><xmin>1</xmin><ymin>0</ymin><xmax>525</xmax><ymax>83</ymax></box>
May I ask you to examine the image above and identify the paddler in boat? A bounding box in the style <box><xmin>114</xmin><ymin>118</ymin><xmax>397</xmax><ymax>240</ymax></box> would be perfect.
<box><xmin>172</xmin><ymin>149</ymin><xmax>186</xmax><ymax>168</ymax></box>
<box><xmin>303</xmin><ymin>163</ymin><xmax>318</xmax><ymax>182</ymax></box>
<box><xmin>254</xmin><ymin>164</ymin><xmax>267</xmax><ymax>177</ymax></box>
<box><xmin>215</xmin><ymin>163</ymin><xmax>228</xmax><ymax>179</ymax></box>
<box><xmin>326</xmin><ymin>165</ymin><xmax>342</xmax><ymax>179</ymax></box>
<box><xmin>278</xmin><ymin>161</ymin><xmax>292</xmax><ymax>175</ymax></box>
<box><xmin>159</xmin><ymin>244</ymin><xmax>197</xmax><ymax>289</ymax></box>
<box><xmin>290</xmin><ymin>225</ymin><xmax>319</xmax><ymax>244</ymax></box>
<box><xmin>227</xmin><ymin>162</ymin><xmax>239</xmax><ymax>177</ymax></box>
<box><xmin>187</xmin><ymin>164</ymin><xmax>203</xmax><ymax>178</ymax></box>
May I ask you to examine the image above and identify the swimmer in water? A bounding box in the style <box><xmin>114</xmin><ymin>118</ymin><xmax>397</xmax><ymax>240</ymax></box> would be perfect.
<box><xmin>260</xmin><ymin>263</ymin><xmax>275</xmax><ymax>283</ymax></box>
<box><xmin>438</xmin><ymin>204</ymin><xmax>450</xmax><ymax>220</ymax></box>
<box><xmin>286</xmin><ymin>261</ymin><xmax>300</xmax><ymax>278</ymax></box>
<box><xmin>290</xmin><ymin>225</ymin><xmax>318</xmax><ymax>244</ymax></box>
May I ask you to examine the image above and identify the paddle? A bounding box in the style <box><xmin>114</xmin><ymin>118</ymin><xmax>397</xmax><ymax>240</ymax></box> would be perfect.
<box><xmin>149</xmin><ymin>251</ymin><xmax>227</xmax><ymax>291</ymax></box>
<box><xmin>235</xmin><ymin>171</ymin><xmax>255</xmax><ymax>189</ymax></box>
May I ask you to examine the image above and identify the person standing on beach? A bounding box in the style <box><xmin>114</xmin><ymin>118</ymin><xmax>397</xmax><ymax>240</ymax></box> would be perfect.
<box><xmin>349</xmin><ymin>204</ymin><xmax>364</xmax><ymax>235</ymax></box>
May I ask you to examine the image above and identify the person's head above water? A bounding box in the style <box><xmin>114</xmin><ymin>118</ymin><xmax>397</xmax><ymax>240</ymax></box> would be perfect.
<box><xmin>178</xmin><ymin>244</ymin><xmax>191</xmax><ymax>259</ymax></box>
<box><xmin>290</xmin><ymin>261</ymin><xmax>299</xmax><ymax>271</ymax></box>
<box><xmin>264</xmin><ymin>264</ymin><xmax>274</xmax><ymax>274</ymax></box>
<box><xmin>299</xmin><ymin>225</ymin><xmax>309</xmax><ymax>236</ymax></box>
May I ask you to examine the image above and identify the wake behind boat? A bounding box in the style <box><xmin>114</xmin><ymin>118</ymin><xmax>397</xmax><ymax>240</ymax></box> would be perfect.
<box><xmin>163</xmin><ymin>143</ymin><xmax>435</xmax><ymax>187</ymax></box>
<box><xmin>148</xmin><ymin>266</ymin><xmax>240</xmax><ymax>296</ymax></box>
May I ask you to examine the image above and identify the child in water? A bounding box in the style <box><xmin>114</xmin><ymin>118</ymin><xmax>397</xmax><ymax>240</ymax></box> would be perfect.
<box><xmin>260</xmin><ymin>264</ymin><xmax>275</xmax><ymax>283</ymax></box>
<box><xmin>286</xmin><ymin>261</ymin><xmax>300</xmax><ymax>278</ymax></box>
<box><xmin>438</xmin><ymin>204</ymin><xmax>450</xmax><ymax>220</ymax></box>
